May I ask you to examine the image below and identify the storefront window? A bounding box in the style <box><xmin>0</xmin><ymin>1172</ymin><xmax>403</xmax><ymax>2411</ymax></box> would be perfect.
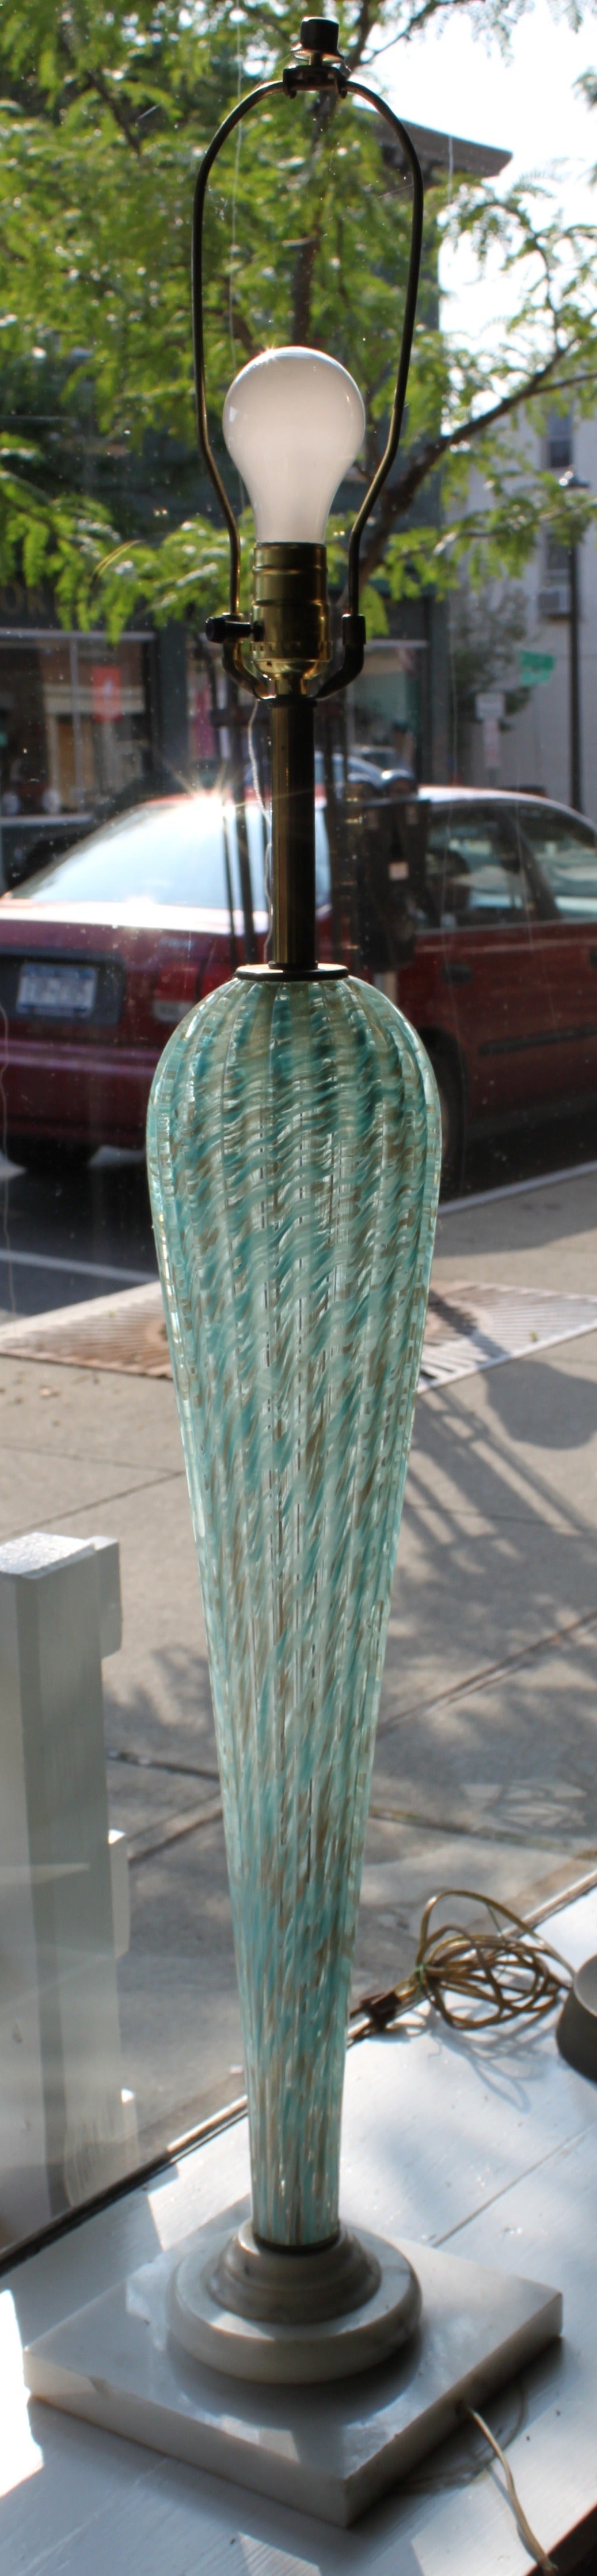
<box><xmin>0</xmin><ymin>633</ymin><xmax>150</xmax><ymax>890</ymax></box>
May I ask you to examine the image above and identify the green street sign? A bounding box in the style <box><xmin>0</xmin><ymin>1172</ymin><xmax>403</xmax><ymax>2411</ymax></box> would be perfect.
<box><xmin>519</xmin><ymin>650</ymin><xmax>556</xmax><ymax>684</ymax></box>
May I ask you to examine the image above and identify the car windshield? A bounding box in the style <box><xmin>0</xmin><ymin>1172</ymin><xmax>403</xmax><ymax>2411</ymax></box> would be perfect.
<box><xmin>12</xmin><ymin>794</ymin><xmax>267</xmax><ymax>914</ymax></box>
<box><xmin>12</xmin><ymin>791</ymin><xmax>331</xmax><ymax>917</ymax></box>
<box><xmin>518</xmin><ymin>807</ymin><xmax>597</xmax><ymax>918</ymax></box>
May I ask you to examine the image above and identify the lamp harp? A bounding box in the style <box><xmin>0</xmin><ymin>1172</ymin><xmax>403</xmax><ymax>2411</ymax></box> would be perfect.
<box><xmin>193</xmin><ymin>18</ymin><xmax>424</xmax><ymax>697</ymax></box>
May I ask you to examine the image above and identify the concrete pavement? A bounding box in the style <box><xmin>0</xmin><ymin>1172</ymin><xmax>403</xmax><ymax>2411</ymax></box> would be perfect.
<box><xmin>0</xmin><ymin>1162</ymin><xmax>595</xmax><ymax>2167</ymax></box>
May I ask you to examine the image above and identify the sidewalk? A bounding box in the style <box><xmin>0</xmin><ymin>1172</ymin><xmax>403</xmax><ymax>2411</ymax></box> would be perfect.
<box><xmin>1</xmin><ymin>1163</ymin><xmax>596</xmax><ymax>2157</ymax></box>
<box><xmin>355</xmin><ymin>1168</ymin><xmax>596</xmax><ymax>2008</ymax></box>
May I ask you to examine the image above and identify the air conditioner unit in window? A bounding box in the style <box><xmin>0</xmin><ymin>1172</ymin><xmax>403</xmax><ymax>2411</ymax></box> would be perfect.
<box><xmin>538</xmin><ymin>582</ymin><xmax>570</xmax><ymax>620</ymax></box>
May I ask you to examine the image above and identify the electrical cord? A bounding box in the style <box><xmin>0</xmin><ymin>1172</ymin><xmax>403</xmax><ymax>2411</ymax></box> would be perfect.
<box><xmin>350</xmin><ymin>1886</ymin><xmax>571</xmax><ymax>2570</ymax></box>
<box><xmin>466</xmin><ymin>2406</ymin><xmax>557</xmax><ymax>2574</ymax></box>
<box><xmin>350</xmin><ymin>1886</ymin><xmax>572</xmax><ymax>2041</ymax></box>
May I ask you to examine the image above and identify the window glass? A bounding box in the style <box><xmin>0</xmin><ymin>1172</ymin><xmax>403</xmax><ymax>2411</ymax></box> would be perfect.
<box><xmin>1</xmin><ymin>795</ymin><xmax>596</xmax><ymax>2258</ymax></box>
<box><xmin>546</xmin><ymin>413</ymin><xmax>572</xmax><ymax>472</ymax></box>
<box><xmin>518</xmin><ymin>807</ymin><xmax>597</xmax><ymax>919</ymax></box>
<box><xmin>0</xmin><ymin>636</ymin><xmax>150</xmax><ymax>888</ymax></box>
<box><xmin>1</xmin><ymin>22</ymin><xmax>596</xmax><ymax>2287</ymax></box>
<box><xmin>424</xmin><ymin>810</ymin><xmax>527</xmax><ymax>926</ymax></box>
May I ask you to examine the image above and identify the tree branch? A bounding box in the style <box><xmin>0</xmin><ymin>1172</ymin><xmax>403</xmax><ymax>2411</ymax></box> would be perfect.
<box><xmin>349</xmin><ymin>341</ymin><xmax>584</xmax><ymax>599</ymax></box>
<box><xmin>347</xmin><ymin>0</ymin><xmax>377</xmax><ymax>72</ymax></box>
<box><xmin>82</xmin><ymin>67</ymin><xmax>142</xmax><ymax>157</ymax></box>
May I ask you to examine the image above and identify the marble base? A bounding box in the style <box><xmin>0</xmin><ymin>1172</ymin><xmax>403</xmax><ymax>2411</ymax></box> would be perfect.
<box><xmin>168</xmin><ymin>2215</ymin><xmax>421</xmax><ymax>2383</ymax></box>
<box><xmin>24</xmin><ymin>2199</ymin><xmax>562</xmax><ymax>2525</ymax></box>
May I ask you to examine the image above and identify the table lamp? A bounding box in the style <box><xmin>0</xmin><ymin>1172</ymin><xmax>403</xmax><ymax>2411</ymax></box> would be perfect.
<box><xmin>24</xmin><ymin>26</ymin><xmax>562</xmax><ymax>2517</ymax></box>
<box><xmin>146</xmin><ymin>14</ymin><xmax>440</xmax><ymax>2375</ymax></box>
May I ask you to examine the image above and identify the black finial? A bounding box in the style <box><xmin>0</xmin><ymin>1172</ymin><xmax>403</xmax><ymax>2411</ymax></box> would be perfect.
<box><xmin>300</xmin><ymin>18</ymin><xmax>340</xmax><ymax>54</ymax></box>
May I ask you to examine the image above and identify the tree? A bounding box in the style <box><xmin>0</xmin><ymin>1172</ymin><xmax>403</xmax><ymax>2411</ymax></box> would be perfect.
<box><xmin>1</xmin><ymin>0</ymin><xmax>596</xmax><ymax>639</ymax></box>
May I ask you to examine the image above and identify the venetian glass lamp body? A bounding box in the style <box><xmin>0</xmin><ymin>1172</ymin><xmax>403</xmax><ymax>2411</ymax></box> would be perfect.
<box><xmin>147</xmin><ymin>968</ymin><xmax>440</xmax><ymax>2248</ymax></box>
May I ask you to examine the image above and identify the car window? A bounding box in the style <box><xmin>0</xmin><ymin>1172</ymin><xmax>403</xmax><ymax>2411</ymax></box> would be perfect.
<box><xmin>10</xmin><ymin>796</ymin><xmax>265</xmax><ymax>915</ymax></box>
<box><xmin>516</xmin><ymin>807</ymin><xmax>597</xmax><ymax>919</ymax></box>
<box><xmin>424</xmin><ymin>810</ymin><xmax>527</xmax><ymax>928</ymax></box>
<box><xmin>10</xmin><ymin>791</ymin><xmax>330</xmax><ymax>921</ymax></box>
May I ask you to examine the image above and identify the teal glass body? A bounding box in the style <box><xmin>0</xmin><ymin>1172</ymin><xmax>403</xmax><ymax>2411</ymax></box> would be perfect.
<box><xmin>147</xmin><ymin>970</ymin><xmax>440</xmax><ymax>2248</ymax></box>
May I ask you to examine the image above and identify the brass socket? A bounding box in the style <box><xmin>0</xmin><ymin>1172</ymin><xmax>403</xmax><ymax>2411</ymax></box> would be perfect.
<box><xmin>250</xmin><ymin>542</ymin><xmax>330</xmax><ymax>690</ymax></box>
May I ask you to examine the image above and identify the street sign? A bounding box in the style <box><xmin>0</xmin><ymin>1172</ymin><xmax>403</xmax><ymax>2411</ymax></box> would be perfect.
<box><xmin>519</xmin><ymin>651</ymin><xmax>556</xmax><ymax>684</ymax></box>
<box><xmin>475</xmin><ymin>690</ymin><xmax>505</xmax><ymax>722</ymax></box>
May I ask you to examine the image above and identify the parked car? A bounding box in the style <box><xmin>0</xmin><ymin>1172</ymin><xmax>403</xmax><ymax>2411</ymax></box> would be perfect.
<box><xmin>0</xmin><ymin>791</ymin><xmax>268</xmax><ymax>1173</ymax></box>
<box><xmin>0</xmin><ymin>783</ymin><xmax>595</xmax><ymax>1192</ymax></box>
<box><xmin>1</xmin><ymin>807</ymin><xmax>97</xmax><ymax>891</ymax></box>
<box><xmin>2</xmin><ymin>764</ymin><xmax>192</xmax><ymax>890</ymax></box>
<box><xmin>392</xmin><ymin>791</ymin><xmax>597</xmax><ymax>1188</ymax></box>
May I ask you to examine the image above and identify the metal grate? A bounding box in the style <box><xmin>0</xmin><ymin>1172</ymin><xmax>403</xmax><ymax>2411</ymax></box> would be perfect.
<box><xmin>0</xmin><ymin>1278</ymin><xmax>596</xmax><ymax>1386</ymax></box>
<box><xmin>421</xmin><ymin>1282</ymin><xmax>597</xmax><ymax>1386</ymax></box>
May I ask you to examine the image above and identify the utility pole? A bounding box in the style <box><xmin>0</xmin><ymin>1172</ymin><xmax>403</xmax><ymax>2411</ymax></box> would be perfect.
<box><xmin>560</xmin><ymin>468</ymin><xmax>588</xmax><ymax>814</ymax></box>
<box><xmin>568</xmin><ymin>537</ymin><xmax>581</xmax><ymax>811</ymax></box>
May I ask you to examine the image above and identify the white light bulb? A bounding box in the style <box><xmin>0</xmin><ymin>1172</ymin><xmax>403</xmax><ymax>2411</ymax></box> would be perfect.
<box><xmin>222</xmin><ymin>346</ymin><xmax>366</xmax><ymax>543</ymax></box>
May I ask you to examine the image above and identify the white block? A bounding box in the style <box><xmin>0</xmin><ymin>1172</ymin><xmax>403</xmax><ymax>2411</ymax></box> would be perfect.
<box><xmin>0</xmin><ymin>1533</ymin><xmax>128</xmax><ymax>2245</ymax></box>
<box><xmin>108</xmin><ymin>1831</ymin><xmax>130</xmax><ymax>1961</ymax></box>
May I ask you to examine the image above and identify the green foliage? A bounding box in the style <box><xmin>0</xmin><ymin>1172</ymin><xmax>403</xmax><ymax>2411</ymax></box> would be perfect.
<box><xmin>0</xmin><ymin>452</ymin><xmax>118</xmax><ymax>623</ymax></box>
<box><xmin>96</xmin><ymin>514</ymin><xmax>233</xmax><ymax>635</ymax></box>
<box><xmin>0</xmin><ymin>0</ymin><xmax>596</xmax><ymax>633</ymax></box>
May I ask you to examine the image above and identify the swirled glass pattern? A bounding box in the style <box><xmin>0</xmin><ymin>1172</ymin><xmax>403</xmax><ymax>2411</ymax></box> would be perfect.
<box><xmin>147</xmin><ymin>972</ymin><xmax>440</xmax><ymax>2246</ymax></box>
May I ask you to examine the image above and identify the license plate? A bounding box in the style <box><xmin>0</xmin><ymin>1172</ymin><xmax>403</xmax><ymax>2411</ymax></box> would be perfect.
<box><xmin>16</xmin><ymin>962</ymin><xmax>98</xmax><ymax>1018</ymax></box>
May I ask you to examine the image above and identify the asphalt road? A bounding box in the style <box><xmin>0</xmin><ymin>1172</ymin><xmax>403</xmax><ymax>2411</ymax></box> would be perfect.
<box><xmin>1</xmin><ymin>1097</ymin><xmax>596</xmax><ymax>1328</ymax></box>
<box><xmin>0</xmin><ymin>1148</ymin><xmax>154</xmax><ymax>1325</ymax></box>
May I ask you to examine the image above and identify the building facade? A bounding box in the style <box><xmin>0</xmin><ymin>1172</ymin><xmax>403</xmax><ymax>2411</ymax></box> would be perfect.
<box><xmin>460</xmin><ymin>411</ymin><xmax>597</xmax><ymax>823</ymax></box>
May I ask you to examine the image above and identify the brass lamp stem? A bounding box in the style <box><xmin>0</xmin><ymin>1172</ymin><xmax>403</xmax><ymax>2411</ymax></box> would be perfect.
<box><xmin>247</xmin><ymin>543</ymin><xmax>329</xmax><ymax>976</ymax></box>
<box><xmin>271</xmin><ymin>696</ymin><xmax>317</xmax><ymax>973</ymax></box>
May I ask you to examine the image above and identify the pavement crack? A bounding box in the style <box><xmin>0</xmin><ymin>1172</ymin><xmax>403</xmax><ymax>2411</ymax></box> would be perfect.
<box><xmin>9</xmin><ymin>1468</ymin><xmax>185</xmax><ymax>1526</ymax></box>
<box><xmin>378</xmin><ymin>1605</ymin><xmax>597</xmax><ymax>1739</ymax></box>
<box><xmin>127</xmin><ymin>1798</ymin><xmax>223</xmax><ymax>1864</ymax></box>
<box><xmin>107</xmin><ymin>1747</ymin><xmax>219</xmax><ymax>1783</ymax></box>
<box><xmin>367</xmin><ymin>1802</ymin><xmax>582</xmax><ymax>1852</ymax></box>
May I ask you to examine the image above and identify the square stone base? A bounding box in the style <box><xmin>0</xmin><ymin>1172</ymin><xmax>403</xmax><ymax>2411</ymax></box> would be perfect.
<box><xmin>24</xmin><ymin>2202</ymin><xmax>562</xmax><ymax>2527</ymax></box>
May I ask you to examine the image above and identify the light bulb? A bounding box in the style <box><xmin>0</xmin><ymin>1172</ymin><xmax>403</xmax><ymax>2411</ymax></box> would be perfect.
<box><xmin>222</xmin><ymin>346</ymin><xmax>365</xmax><ymax>543</ymax></box>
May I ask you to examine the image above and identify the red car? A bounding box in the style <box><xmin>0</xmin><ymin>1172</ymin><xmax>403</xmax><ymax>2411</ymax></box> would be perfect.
<box><xmin>393</xmin><ymin>790</ymin><xmax>597</xmax><ymax>1187</ymax></box>
<box><xmin>0</xmin><ymin>792</ymin><xmax>271</xmax><ymax>1173</ymax></box>
<box><xmin>0</xmin><ymin>784</ymin><xmax>595</xmax><ymax>1192</ymax></box>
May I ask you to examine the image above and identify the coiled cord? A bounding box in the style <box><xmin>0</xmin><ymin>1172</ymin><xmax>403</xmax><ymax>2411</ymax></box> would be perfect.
<box><xmin>351</xmin><ymin>1887</ymin><xmax>571</xmax><ymax>2041</ymax></box>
